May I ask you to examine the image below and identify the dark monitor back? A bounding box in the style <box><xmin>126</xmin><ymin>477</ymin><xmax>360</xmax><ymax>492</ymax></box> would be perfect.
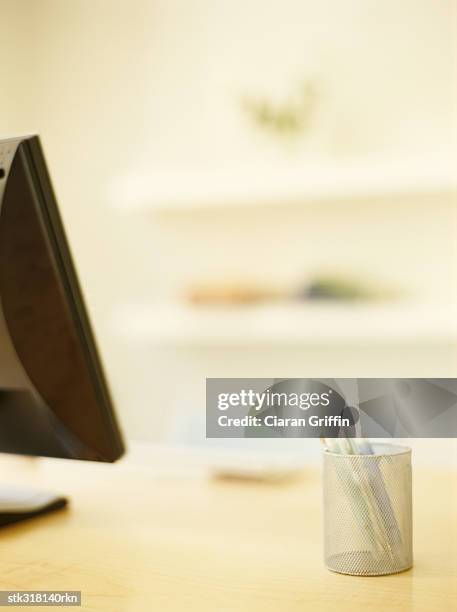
<box><xmin>0</xmin><ymin>136</ymin><xmax>124</xmax><ymax>462</ymax></box>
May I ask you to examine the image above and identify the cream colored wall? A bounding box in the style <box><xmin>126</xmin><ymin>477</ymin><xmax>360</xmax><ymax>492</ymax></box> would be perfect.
<box><xmin>0</xmin><ymin>1</ymin><xmax>456</xmax><ymax>463</ymax></box>
<box><xmin>0</xmin><ymin>3</ymin><xmax>33</xmax><ymax>127</ymax></box>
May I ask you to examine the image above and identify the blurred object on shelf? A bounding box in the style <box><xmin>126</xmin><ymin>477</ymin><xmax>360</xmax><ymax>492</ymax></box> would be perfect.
<box><xmin>298</xmin><ymin>274</ymin><xmax>387</xmax><ymax>302</ymax></box>
<box><xmin>186</xmin><ymin>274</ymin><xmax>391</xmax><ymax>307</ymax></box>
<box><xmin>242</xmin><ymin>80</ymin><xmax>318</xmax><ymax>140</ymax></box>
<box><xmin>186</xmin><ymin>282</ymin><xmax>284</xmax><ymax>305</ymax></box>
<box><xmin>168</xmin><ymin>410</ymin><xmax>311</xmax><ymax>482</ymax></box>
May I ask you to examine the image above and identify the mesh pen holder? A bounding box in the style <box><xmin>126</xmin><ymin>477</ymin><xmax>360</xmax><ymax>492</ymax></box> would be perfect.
<box><xmin>323</xmin><ymin>443</ymin><xmax>412</xmax><ymax>576</ymax></box>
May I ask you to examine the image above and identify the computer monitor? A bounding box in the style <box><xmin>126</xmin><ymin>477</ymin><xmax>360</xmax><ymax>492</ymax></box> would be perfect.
<box><xmin>0</xmin><ymin>135</ymin><xmax>125</xmax><ymax>526</ymax></box>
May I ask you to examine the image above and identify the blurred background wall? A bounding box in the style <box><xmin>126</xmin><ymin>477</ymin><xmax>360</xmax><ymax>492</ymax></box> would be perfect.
<box><xmin>1</xmin><ymin>0</ymin><xmax>456</xmax><ymax>462</ymax></box>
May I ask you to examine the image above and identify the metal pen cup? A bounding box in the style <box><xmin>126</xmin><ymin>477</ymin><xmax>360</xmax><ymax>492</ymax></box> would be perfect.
<box><xmin>323</xmin><ymin>443</ymin><xmax>413</xmax><ymax>576</ymax></box>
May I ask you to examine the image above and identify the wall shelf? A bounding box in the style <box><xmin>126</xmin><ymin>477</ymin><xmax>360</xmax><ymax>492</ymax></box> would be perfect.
<box><xmin>109</xmin><ymin>154</ymin><xmax>457</xmax><ymax>214</ymax></box>
<box><xmin>110</xmin><ymin>301</ymin><xmax>457</xmax><ymax>348</ymax></box>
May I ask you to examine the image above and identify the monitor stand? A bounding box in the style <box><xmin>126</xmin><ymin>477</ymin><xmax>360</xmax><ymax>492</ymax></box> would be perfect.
<box><xmin>0</xmin><ymin>485</ymin><xmax>67</xmax><ymax>528</ymax></box>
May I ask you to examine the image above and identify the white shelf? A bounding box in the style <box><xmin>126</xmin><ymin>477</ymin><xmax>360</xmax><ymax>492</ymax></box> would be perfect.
<box><xmin>110</xmin><ymin>302</ymin><xmax>457</xmax><ymax>347</ymax></box>
<box><xmin>109</xmin><ymin>154</ymin><xmax>457</xmax><ymax>213</ymax></box>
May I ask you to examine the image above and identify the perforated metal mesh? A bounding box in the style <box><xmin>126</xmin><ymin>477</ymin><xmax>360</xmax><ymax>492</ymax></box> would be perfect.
<box><xmin>323</xmin><ymin>444</ymin><xmax>412</xmax><ymax>576</ymax></box>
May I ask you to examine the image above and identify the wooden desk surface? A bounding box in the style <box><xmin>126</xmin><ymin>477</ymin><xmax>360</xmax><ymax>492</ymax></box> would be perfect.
<box><xmin>0</xmin><ymin>449</ymin><xmax>455</xmax><ymax>611</ymax></box>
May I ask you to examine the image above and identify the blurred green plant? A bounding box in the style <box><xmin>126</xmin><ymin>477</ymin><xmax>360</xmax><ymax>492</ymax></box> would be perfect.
<box><xmin>242</xmin><ymin>81</ymin><xmax>317</xmax><ymax>139</ymax></box>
